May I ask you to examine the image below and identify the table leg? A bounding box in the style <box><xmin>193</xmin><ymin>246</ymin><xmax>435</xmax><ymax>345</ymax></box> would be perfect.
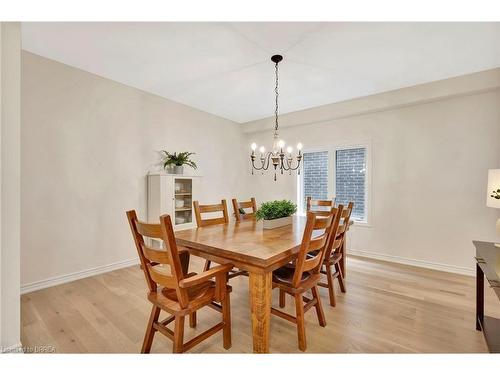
<box><xmin>476</xmin><ymin>263</ymin><xmax>484</xmax><ymax>331</ymax></box>
<box><xmin>248</xmin><ymin>271</ymin><xmax>272</xmax><ymax>353</ymax></box>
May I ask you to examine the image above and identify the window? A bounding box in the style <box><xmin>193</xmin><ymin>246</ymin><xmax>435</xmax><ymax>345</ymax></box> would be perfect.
<box><xmin>297</xmin><ymin>143</ymin><xmax>370</xmax><ymax>224</ymax></box>
<box><xmin>335</xmin><ymin>147</ymin><xmax>367</xmax><ymax>222</ymax></box>
<box><xmin>302</xmin><ymin>151</ymin><xmax>329</xmax><ymax>208</ymax></box>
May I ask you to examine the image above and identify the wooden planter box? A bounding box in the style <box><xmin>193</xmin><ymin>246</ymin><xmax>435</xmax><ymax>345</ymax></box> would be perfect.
<box><xmin>262</xmin><ymin>216</ymin><xmax>293</xmax><ymax>229</ymax></box>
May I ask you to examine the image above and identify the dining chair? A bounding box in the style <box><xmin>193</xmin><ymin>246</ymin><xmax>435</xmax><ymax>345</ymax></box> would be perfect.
<box><xmin>126</xmin><ymin>210</ymin><xmax>232</xmax><ymax>353</ymax></box>
<box><xmin>271</xmin><ymin>208</ymin><xmax>342</xmax><ymax>351</ymax></box>
<box><xmin>306</xmin><ymin>196</ymin><xmax>335</xmax><ymax>214</ymax></box>
<box><xmin>193</xmin><ymin>199</ymin><xmax>229</xmax><ymax>271</ymax></box>
<box><xmin>232</xmin><ymin>197</ymin><xmax>257</xmax><ymax>222</ymax></box>
<box><xmin>193</xmin><ymin>200</ymin><xmax>245</xmax><ymax>278</ymax></box>
<box><xmin>317</xmin><ymin>201</ymin><xmax>353</xmax><ymax>307</ymax></box>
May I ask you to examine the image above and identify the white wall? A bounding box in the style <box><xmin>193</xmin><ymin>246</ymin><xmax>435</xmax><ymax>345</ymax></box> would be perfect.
<box><xmin>243</xmin><ymin>71</ymin><xmax>500</xmax><ymax>274</ymax></box>
<box><xmin>0</xmin><ymin>22</ymin><xmax>21</xmax><ymax>351</ymax></box>
<box><xmin>19</xmin><ymin>49</ymin><xmax>500</xmax><ymax>292</ymax></box>
<box><xmin>21</xmin><ymin>52</ymin><xmax>248</xmax><ymax>289</ymax></box>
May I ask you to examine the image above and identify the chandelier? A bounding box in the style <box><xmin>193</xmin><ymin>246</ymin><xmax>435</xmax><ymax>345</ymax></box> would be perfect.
<box><xmin>250</xmin><ymin>54</ymin><xmax>303</xmax><ymax>181</ymax></box>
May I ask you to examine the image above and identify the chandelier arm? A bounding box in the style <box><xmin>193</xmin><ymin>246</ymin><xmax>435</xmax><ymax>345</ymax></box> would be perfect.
<box><xmin>280</xmin><ymin>156</ymin><xmax>290</xmax><ymax>171</ymax></box>
<box><xmin>284</xmin><ymin>157</ymin><xmax>302</xmax><ymax>171</ymax></box>
<box><xmin>251</xmin><ymin>152</ymin><xmax>274</xmax><ymax>171</ymax></box>
<box><xmin>263</xmin><ymin>152</ymin><xmax>273</xmax><ymax>170</ymax></box>
<box><xmin>251</xmin><ymin>158</ymin><xmax>264</xmax><ymax>171</ymax></box>
<box><xmin>251</xmin><ymin>154</ymin><xmax>266</xmax><ymax>170</ymax></box>
<box><xmin>287</xmin><ymin>160</ymin><xmax>302</xmax><ymax>171</ymax></box>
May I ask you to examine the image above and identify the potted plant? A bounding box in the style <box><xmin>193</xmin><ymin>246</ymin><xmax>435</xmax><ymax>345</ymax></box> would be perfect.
<box><xmin>255</xmin><ymin>200</ymin><xmax>297</xmax><ymax>229</ymax></box>
<box><xmin>160</xmin><ymin>151</ymin><xmax>197</xmax><ymax>174</ymax></box>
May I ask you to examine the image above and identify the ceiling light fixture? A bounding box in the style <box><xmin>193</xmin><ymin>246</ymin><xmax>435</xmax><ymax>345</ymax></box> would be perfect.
<box><xmin>250</xmin><ymin>55</ymin><xmax>303</xmax><ymax>181</ymax></box>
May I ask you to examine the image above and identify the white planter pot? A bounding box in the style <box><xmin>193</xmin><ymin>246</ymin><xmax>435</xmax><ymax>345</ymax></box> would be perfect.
<box><xmin>263</xmin><ymin>216</ymin><xmax>292</xmax><ymax>229</ymax></box>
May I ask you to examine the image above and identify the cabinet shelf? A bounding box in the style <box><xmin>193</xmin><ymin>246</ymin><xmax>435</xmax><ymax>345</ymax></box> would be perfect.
<box><xmin>175</xmin><ymin>207</ymin><xmax>192</xmax><ymax>212</ymax></box>
<box><xmin>175</xmin><ymin>192</ymin><xmax>192</xmax><ymax>196</ymax></box>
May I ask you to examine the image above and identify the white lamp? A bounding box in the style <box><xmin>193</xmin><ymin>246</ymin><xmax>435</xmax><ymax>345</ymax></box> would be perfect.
<box><xmin>486</xmin><ymin>169</ymin><xmax>500</xmax><ymax>247</ymax></box>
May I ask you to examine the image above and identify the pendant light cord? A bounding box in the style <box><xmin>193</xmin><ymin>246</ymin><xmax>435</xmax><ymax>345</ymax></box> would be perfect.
<box><xmin>274</xmin><ymin>61</ymin><xmax>279</xmax><ymax>132</ymax></box>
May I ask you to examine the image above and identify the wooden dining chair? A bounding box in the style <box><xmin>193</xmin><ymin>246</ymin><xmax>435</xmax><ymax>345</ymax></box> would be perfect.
<box><xmin>318</xmin><ymin>201</ymin><xmax>353</xmax><ymax>307</ymax></box>
<box><xmin>193</xmin><ymin>199</ymin><xmax>245</xmax><ymax>278</ymax></box>
<box><xmin>193</xmin><ymin>199</ymin><xmax>229</xmax><ymax>271</ymax></box>
<box><xmin>306</xmin><ymin>196</ymin><xmax>335</xmax><ymax>214</ymax></box>
<box><xmin>232</xmin><ymin>197</ymin><xmax>257</xmax><ymax>222</ymax></box>
<box><xmin>271</xmin><ymin>208</ymin><xmax>342</xmax><ymax>351</ymax></box>
<box><xmin>126</xmin><ymin>210</ymin><xmax>233</xmax><ymax>353</ymax></box>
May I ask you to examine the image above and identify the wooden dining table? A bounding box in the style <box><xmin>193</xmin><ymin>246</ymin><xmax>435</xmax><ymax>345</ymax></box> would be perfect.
<box><xmin>175</xmin><ymin>215</ymin><xmax>350</xmax><ymax>353</ymax></box>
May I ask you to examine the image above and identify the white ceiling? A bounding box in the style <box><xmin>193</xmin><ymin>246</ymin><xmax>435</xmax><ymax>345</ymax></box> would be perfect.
<box><xmin>22</xmin><ymin>22</ymin><xmax>500</xmax><ymax>123</ymax></box>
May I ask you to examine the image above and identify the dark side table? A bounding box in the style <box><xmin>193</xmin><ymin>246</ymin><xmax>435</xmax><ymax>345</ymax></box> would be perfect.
<box><xmin>474</xmin><ymin>240</ymin><xmax>500</xmax><ymax>353</ymax></box>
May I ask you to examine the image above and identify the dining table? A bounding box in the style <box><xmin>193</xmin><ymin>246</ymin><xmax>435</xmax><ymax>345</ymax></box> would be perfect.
<box><xmin>175</xmin><ymin>215</ymin><xmax>350</xmax><ymax>353</ymax></box>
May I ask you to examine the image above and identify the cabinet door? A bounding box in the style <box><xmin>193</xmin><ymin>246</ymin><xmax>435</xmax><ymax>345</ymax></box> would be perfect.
<box><xmin>161</xmin><ymin>175</ymin><xmax>174</xmax><ymax>218</ymax></box>
<box><xmin>173</xmin><ymin>178</ymin><xmax>194</xmax><ymax>229</ymax></box>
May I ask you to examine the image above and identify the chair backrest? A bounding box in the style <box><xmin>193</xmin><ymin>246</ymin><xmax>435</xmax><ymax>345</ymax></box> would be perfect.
<box><xmin>232</xmin><ymin>197</ymin><xmax>257</xmax><ymax>222</ymax></box>
<box><xmin>291</xmin><ymin>208</ymin><xmax>342</xmax><ymax>287</ymax></box>
<box><xmin>126</xmin><ymin>210</ymin><xmax>190</xmax><ymax>307</ymax></box>
<box><xmin>306</xmin><ymin>196</ymin><xmax>335</xmax><ymax>215</ymax></box>
<box><xmin>193</xmin><ymin>199</ymin><xmax>229</xmax><ymax>227</ymax></box>
<box><xmin>325</xmin><ymin>202</ymin><xmax>353</xmax><ymax>259</ymax></box>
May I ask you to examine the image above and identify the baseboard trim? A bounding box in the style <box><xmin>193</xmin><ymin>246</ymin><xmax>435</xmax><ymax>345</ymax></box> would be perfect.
<box><xmin>1</xmin><ymin>342</ymin><xmax>23</xmax><ymax>353</ymax></box>
<box><xmin>21</xmin><ymin>258</ymin><xmax>140</xmax><ymax>294</ymax></box>
<box><xmin>347</xmin><ymin>248</ymin><xmax>475</xmax><ymax>276</ymax></box>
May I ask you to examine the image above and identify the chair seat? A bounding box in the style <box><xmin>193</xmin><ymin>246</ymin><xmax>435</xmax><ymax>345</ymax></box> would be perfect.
<box><xmin>325</xmin><ymin>252</ymin><xmax>342</xmax><ymax>265</ymax></box>
<box><xmin>161</xmin><ymin>279</ymin><xmax>214</xmax><ymax>302</ymax></box>
<box><xmin>306</xmin><ymin>250</ymin><xmax>342</xmax><ymax>265</ymax></box>
<box><xmin>148</xmin><ymin>273</ymin><xmax>232</xmax><ymax>314</ymax></box>
<box><xmin>273</xmin><ymin>265</ymin><xmax>311</xmax><ymax>285</ymax></box>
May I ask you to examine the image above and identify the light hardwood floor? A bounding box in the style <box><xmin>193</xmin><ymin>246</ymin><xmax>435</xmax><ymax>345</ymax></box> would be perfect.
<box><xmin>21</xmin><ymin>255</ymin><xmax>497</xmax><ymax>353</ymax></box>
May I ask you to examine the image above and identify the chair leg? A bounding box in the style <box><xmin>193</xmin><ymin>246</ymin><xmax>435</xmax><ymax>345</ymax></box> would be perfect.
<box><xmin>189</xmin><ymin>311</ymin><xmax>197</xmax><ymax>328</ymax></box>
<box><xmin>279</xmin><ymin>289</ymin><xmax>286</xmax><ymax>308</ymax></box>
<box><xmin>173</xmin><ymin>316</ymin><xmax>185</xmax><ymax>353</ymax></box>
<box><xmin>325</xmin><ymin>263</ymin><xmax>336</xmax><ymax>307</ymax></box>
<box><xmin>221</xmin><ymin>294</ymin><xmax>232</xmax><ymax>350</ymax></box>
<box><xmin>335</xmin><ymin>263</ymin><xmax>346</xmax><ymax>293</ymax></box>
<box><xmin>203</xmin><ymin>260</ymin><xmax>211</xmax><ymax>271</ymax></box>
<box><xmin>312</xmin><ymin>286</ymin><xmax>326</xmax><ymax>327</ymax></box>
<box><xmin>141</xmin><ymin>305</ymin><xmax>160</xmax><ymax>353</ymax></box>
<box><xmin>294</xmin><ymin>294</ymin><xmax>307</xmax><ymax>352</ymax></box>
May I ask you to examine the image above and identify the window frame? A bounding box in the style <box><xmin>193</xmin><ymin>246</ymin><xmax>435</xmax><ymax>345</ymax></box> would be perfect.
<box><xmin>297</xmin><ymin>141</ymin><xmax>372</xmax><ymax>227</ymax></box>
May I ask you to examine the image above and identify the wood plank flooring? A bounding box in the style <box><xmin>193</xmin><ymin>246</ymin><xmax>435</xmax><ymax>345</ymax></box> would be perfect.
<box><xmin>21</xmin><ymin>255</ymin><xmax>497</xmax><ymax>353</ymax></box>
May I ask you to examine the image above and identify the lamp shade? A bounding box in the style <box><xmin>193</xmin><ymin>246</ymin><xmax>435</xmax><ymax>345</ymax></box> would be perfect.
<box><xmin>486</xmin><ymin>169</ymin><xmax>500</xmax><ymax>209</ymax></box>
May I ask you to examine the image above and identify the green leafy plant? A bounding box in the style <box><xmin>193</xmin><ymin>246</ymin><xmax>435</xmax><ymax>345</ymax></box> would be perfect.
<box><xmin>491</xmin><ymin>188</ymin><xmax>500</xmax><ymax>200</ymax></box>
<box><xmin>161</xmin><ymin>151</ymin><xmax>197</xmax><ymax>170</ymax></box>
<box><xmin>255</xmin><ymin>200</ymin><xmax>297</xmax><ymax>221</ymax></box>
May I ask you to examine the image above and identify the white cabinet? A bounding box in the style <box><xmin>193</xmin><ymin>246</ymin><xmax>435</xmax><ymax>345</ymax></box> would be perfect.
<box><xmin>147</xmin><ymin>172</ymin><xmax>200</xmax><ymax>231</ymax></box>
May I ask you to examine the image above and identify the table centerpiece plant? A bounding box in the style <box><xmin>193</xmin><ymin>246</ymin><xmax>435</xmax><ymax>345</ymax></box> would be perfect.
<box><xmin>255</xmin><ymin>199</ymin><xmax>297</xmax><ymax>229</ymax></box>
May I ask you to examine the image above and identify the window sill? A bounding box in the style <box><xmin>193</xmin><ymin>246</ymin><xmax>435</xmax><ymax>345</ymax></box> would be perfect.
<box><xmin>298</xmin><ymin>212</ymin><xmax>371</xmax><ymax>228</ymax></box>
<box><xmin>351</xmin><ymin>220</ymin><xmax>371</xmax><ymax>228</ymax></box>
